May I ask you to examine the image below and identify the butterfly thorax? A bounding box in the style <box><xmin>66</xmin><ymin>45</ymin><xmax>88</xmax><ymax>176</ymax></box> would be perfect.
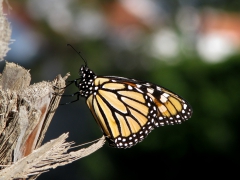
<box><xmin>78</xmin><ymin>65</ymin><xmax>97</xmax><ymax>98</ymax></box>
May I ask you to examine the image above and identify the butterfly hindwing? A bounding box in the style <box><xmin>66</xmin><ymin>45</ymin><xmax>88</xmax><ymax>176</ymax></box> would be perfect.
<box><xmin>132</xmin><ymin>81</ymin><xmax>192</xmax><ymax>126</ymax></box>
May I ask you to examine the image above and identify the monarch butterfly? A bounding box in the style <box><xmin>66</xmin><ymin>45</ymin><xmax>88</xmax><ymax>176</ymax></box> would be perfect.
<box><xmin>66</xmin><ymin>46</ymin><xmax>192</xmax><ymax>149</ymax></box>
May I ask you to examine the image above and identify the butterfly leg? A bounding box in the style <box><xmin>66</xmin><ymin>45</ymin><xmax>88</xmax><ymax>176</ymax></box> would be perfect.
<box><xmin>60</xmin><ymin>92</ymin><xmax>80</xmax><ymax>105</ymax></box>
<box><xmin>66</xmin><ymin>78</ymin><xmax>81</xmax><ymax>88</ymax></box>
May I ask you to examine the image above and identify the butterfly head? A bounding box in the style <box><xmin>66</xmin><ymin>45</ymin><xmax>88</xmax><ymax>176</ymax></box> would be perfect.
<box><xmin>78</xmin><ymin>65</ymin><xmax>96</xmax><ymax>98</ymax></box>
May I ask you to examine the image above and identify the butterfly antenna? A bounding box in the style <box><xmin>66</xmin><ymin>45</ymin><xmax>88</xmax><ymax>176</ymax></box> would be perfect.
<box><xmin>67</xmin><ymin>44</ymin><xmax>87</xmax><ymax>66</ymax></box>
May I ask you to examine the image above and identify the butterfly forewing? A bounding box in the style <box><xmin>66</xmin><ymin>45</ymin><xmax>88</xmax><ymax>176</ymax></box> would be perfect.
<box><xmin>85</xmin><ymin>75</ymin><xmax>192</xmax><ymax>148</ymax></box>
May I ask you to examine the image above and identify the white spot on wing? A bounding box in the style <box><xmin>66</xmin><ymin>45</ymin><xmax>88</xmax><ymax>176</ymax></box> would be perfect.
<box><xmin>128</xmin><ymin>85</ymin><xmax>133</xmax><ymax>90</ymax></box>
<box><xmin>183</xmin><ymin>104</ymin><xmax>187</xmax><ymax>109</ymax></box>
<box><xmin>160</xmin><ymin>95</ymin><xmax>168</xmax><ymax>103</ymax></box>
<box><xmin>147</xmin><ymin>88</ymin><xmax>154</xmax><ymax>94</ymax></box>
<box><xmin>135</xmin><ymin>88</ymin><xmax>144</xmax><ymax>93</ymax></box>
<box><xmin>163</xmin><ymin>93</ymin><xmax>169</xmax><ymax>98</ymax></box>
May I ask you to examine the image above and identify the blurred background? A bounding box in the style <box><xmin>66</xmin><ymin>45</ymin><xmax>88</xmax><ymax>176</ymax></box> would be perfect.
<box><xmin>1</xmin><ymin>0</ymin><xmax>240</xmax><ymax>179</ymax></box>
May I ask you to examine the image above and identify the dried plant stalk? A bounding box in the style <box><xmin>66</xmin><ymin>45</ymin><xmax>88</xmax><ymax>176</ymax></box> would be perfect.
<box><xmin>0</xmin><ymin>62</ymin><xmax>105</xmax><ymax>180</ymax></box>
<box><xmin>0</xmin><ymin>0</ymin><xmax>12</xmax><ymax>61</ymax></box>
<box><xmin>0</xmin><ymin>133</ymin><xmax>105</xmax><ymax>179</ymax></box>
